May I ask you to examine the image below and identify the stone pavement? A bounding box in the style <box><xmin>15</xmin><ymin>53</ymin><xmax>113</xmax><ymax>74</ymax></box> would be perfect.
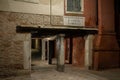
<box><xmin>0</xmin><ymin>60</ymin><xmax>120</xmax><ymax>80</ymax></box>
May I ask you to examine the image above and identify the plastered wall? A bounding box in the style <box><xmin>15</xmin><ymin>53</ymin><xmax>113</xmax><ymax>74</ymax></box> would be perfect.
<box><xmin>0</xmin><ymin>0</ymin><xmax>64</xmax><ymax>15</ymax></box>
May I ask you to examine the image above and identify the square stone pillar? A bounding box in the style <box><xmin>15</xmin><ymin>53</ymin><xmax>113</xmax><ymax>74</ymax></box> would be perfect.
<box><xmin>85</xmin><ymin>35</ymin><xmax>94</xmax><ymax>69</ymax></box>
<box><xmin>41</xmin><ymin>39</ymin><xmax>46</xmax><ymax>60</ymax></box>
<box><xmin>47</xmin><ymin>41</ymin><xmax>49</xmax><ymax>61</ymax></box>
<box><xmin>56</xmin><ymin>34</ymin><xmax>65</xmax><ymax>72</ymax></box>
<box><xmin>35</xmin><ymin>38</ymin><xmax>39</xmax><ymax>49</ymax></box>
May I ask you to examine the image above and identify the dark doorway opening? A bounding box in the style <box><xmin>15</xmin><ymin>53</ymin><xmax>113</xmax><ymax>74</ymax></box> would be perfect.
<box><xmin>115</xmin><ymin>0</ymin><xmax>120</xmax><ymax>67</ymax></box>
<box><xmin>65</xmin><ymin>38</ymin><xmax>73</xmax><ymax>64</ymax></box>
<box><xmin>31</xmin><ymin>38</ymin><xmax>42</xmax><ymax>67</ymax></box>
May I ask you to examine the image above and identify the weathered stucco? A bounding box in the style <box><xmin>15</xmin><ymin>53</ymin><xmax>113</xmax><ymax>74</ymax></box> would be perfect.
<box><xmin>0</xmin><ymin>0</ymin><xmax>64</xmax><ymax>15</ymax></box>
<box><xmin>8</xmin><ymin>12</ymin><xmax>63</xmax><ymax>26</ymax></box>
<box><xmin>84</xmin><ymin>0</ymin><xmax>97</xmax><ymax>27</ymax></box>
<box><xmin>72</xmin><ymin>37</ymin><xmax>85</xmax><ymax>67</ymax></box>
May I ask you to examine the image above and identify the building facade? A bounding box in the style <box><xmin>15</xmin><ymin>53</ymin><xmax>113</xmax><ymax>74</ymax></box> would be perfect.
<box><xmin>0</xmin><ymin>0</ymin><xmax>119</xmax><ymax>76</ymax></box>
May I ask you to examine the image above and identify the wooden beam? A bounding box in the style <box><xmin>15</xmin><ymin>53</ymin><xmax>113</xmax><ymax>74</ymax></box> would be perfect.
<box><xmin>16</xmin><ymin>26</ymin><xmax>98</xmax><ymax>38</ymax></box>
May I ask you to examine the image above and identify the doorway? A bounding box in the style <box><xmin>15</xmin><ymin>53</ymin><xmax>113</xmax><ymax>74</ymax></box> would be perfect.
<box><xmin>31</xmin><ymin>38</ymin><xmax>42</xmax><ymax>70</ymax></box>
<box><xmin>31</xmin><ymin>37</ymin><xmax>57</xmax><ymax>70</ymax></box>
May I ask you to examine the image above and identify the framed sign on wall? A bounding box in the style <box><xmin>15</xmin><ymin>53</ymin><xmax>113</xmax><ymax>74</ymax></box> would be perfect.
<box><xmin>64</xmin><ymin>0</ymin><xmax>84</xmax><ymax>15</ymax></box>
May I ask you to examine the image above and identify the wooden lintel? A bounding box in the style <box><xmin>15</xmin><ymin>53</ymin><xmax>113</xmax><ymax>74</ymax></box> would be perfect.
<box><xmin>16</xmin><ymin>26</ymin><xmax>98</xmax><ymax>37</ymax></box>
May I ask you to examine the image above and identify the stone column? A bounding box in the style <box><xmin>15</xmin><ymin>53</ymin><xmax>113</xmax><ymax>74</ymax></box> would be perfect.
<box><xmin>56</xmin><ymin>34</ymin><xmax>65</xmax><ymax>72</ymax></box>
<box><xmin>47</xmin><ymin>41</ymin><xmax>49</xmax><ymax>61</ymax></box>
<box><xmin>66</xmin><ymin>39</ymin><xmax>70</xmax><ymax>63</ymax></box>
<box><xmin>23</xmin><ymin>34</ymin><xmax>31</xmax><ymax>70</ymax></box>
<box><xmin>41</xmin><ymin>39</ymin><xmax>46</xmax><ymax>60</ymax></box>
<box><xmin>85</xmin><ymin>35</ymin><xmax>94</xmax><ymax>69</ymax></box>
<box><xmin>35</xmin><ymin>38</ymin><xmax>39</xmax><ymax>49</ymax></box>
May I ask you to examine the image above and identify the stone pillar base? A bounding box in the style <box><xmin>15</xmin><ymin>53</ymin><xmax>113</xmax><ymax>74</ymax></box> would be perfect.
<box><xmin>93</xmin><ymin>33</ymin><xmax>120</xmax><ymax>70</ymax></box>
<box><xmin>57</xmin><ymin>65</ymin><xmax>65</xmax><ymax>72</ymax></box>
